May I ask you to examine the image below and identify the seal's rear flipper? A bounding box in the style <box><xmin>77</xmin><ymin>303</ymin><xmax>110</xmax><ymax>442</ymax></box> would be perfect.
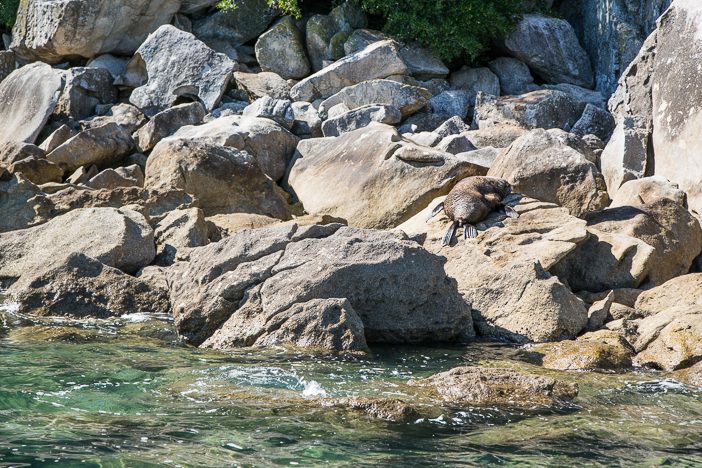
<box><xmin>426</xmin><ymin>202</ymin><xmax>445</xmax><ymax>222</ymax></box>
<box><xmin>465</xmin><ymin>224</ymin><xmax>478</xmax><ymax>239</ymax></box>
<box><xmin>502</xmin><ymin>205</ymin><xmax>520</xmax><ymax>219</ymax></box>
<box><xmin>442</xmin><ymin>221</ymin><xmax>458</xmax><ymax>246</ymax></box>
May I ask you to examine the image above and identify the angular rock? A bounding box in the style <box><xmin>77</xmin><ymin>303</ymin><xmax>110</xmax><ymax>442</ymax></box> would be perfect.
<box><xmin>528</xmin><ymin>330</ymin><xmax>634</xmax><ymax>371</ymax></box>
<box><xmin>429</xmin><ymin>90</ymin><xmax>472</xmax><ymax>120</ymax></box>
<box><xmin>145</xmin><ymin>138</ymin><xmax>291</xmax><ymax>218</ymax></box>
<box><xmin>0</xmin><ymin>173</ymin><xmax>54</xmax><ymax>233</ymax></box>
<box><xmin>11</xmin><ymin>0</ymin><xmax>182</xmax><ymax>63</ymax></box>
<box><xmin>46</xmin><ymin>123</ymin><xmax>134</xmax><ymax>174</ymax></box>
<box><xmin>236</xmin><ymin>117</ymin><xmax>299</xmax><ymax>182</ymax></box>
<box><xmin>398</xmin><ymin>43</ymin><xmax>449</xmax><ymax>79</ymax></box>
<box><xmin>233</xmin><ymin>71</ymin><xmax>291</xmax><ymax>100</ymax></box>
<box><xmin>318</xmin><ymin>79</ymin><xmax>431</xmax><ymax>119</ymax></box>
<box><xmin>290</xmin><ymin>40</ymin><xmax>408</xmax><ymax>102</ymax></box>
<box><xmin>488</xmin><ymin>57</ymin><xmax>538</xmax><ymax>96</ymax></box>
<box><xmin>255</xmin><ymin>17</ymin><xmax>310</xmax><ymax>80</ymax></box>
<box><xmin>610</xmin><ymin>176</ymin><xmax>687</xmax><ymax>208</ymax></box>
<box><xmin>82</xmin><ymin>103</ymin><xmax>147</xmax><ymax>134</ymax></box>
<box><xmin>635</xmin><ymin>274</ymin><xmax>702</xmax><ymax>318</ymax></box>
<box><xmin>321</xmin><ymin>105</ymin><xmax>401</xmax><ymax>137</ymax></box>
<box><xmin>7</xmin><ymin>253</ymin><xmax>170</xmax><ymax>318</ymax></box>
<box><xmin>8</xmin><ymin>157</ymin><xmax>63</xmax><ymax>185</ymax></box>
<box><xmin>242</xmin><ymin>97</ymin><xmax>294</xmax><ymax>129</ymax></box>
<box><xmin>192</xmin><ymin>0</ymin><xmax>275</xmax><ymax>46</ymax></box>
<box><xmin>286</xmin><ymin>123</ymin><xmax>484</xmax><ymax>229</ymax></box>
<box><xmin>434</xmin><ymin>116</ymin><xmax>471</xmax><ymax>139</ymax></box>
<box><xmin>504</xmin><ymin>14</ymin><xmax>594</xmax><ymax>88</ymax></box>
<box><xmin>39</xmin><ymin>125</ymin><xmax>77</xmax><ymax>153</ymax></box>
<box><xmin>544</xmin><ymin>83</ymin><xmax>606</xmax><ymax>109</ymax></box>
<box><xmin>305</xmin><ymin>3</ymin><xmax>367</xmax><ymax>71</ymax></box>
<box><xmin>53</xmin><ymin>67</ymin><xmax>116</xmax><ymax>122</ymax></box>
<box><xmin>163</xmin><ymin>223</ymin><xmax>472</xmax><ymax>347</ymax></box>
<box><xmin>599</xmin><ymin>116</ymin><xmax>652</xmax><ymax>197</ymax></box>
<box><xmin>488</xmin><ymin>129</ymin><xmax>610</xmax><ymax>217</ymax></box>
<box><xmin>0</xmin><ymin>141</ymin><xmax>45</xmax><ymax>167</ymax></box>
<box><xmin>586</xmin><ymin>292</ymin><xmax>613</xmax><ymax>331</ymax></box>
<box><xmin>154</xmin><ymin>208</ymin><xmax>209</xmax><ymax>265</ymax></box>
<box><xmin>571</xmin><ymin>103</ymin><xmax>616</xmax><ymax>141</ymax></box>
<box><xmin>134</xmin><ymin>102</ymin><xmax>206</xmax><ymax>152</ymax></box>
<box><xmin>634</xmin><ymin>306</ymin><xmax>702</xmax><ymax>371</ymax></box>
<box><xmin>321</xmin><ymin>397</ymin><xmax>418</xmax><ymax>422</ymax></box>
<box><xmin>462</xmin><ymin>125</ymin><xmax>528</xmax><ymax>149</ymax></box>
<box><xmin>410</xmin><ymin>367</ymin><xmax>578</xmax><ymax>407</ymax></box>
<box><xmin>87</xmin><ymin>165</ymin><xmax>145</xmax><ymax>190</ymax></box>
<box><xmin>0</xmin><ymin>63</ymin><xmax>65</xmax><ymax>145</ymax></box>
<box><xmin>0</xmin><ymin>208</ymin><xmax>155</xmax><ymax>283</ymax></box>
<box><xmin>125</xmin><ymin>25</ymin><xmax>236</xmax><ymax>116</ymax></box>
<box><xmin>86</xmin><ymin>54</ymin><xmax>129</xmax><ymax>81</ymax></box>
<box><xmin>399</xmin><ymin>197</ymin><xmax>589</xmax><ymax>343</ymax></box>
<box><xmin>435</xmin><ymin>133</ymin><xmax>478</xmax><ymax>155</ymax></box>
<box><xmin>291</xmin><ymin>102</ymin><xmax>322</xmax><ymax>137</ymax></box>
<box><xmin>0</xmin><ymin>50</ymin><xmax>15</xmax><ymax>84</ymax></box>
<box><xmin>474</xmin><ymin>90</ymin><xmax>585</xmax><ymax>131</ymax></box>
<box><xmin>449</xmin><ymin>66</ymin><xmax>500</xmax><ymax>103</ymax></box>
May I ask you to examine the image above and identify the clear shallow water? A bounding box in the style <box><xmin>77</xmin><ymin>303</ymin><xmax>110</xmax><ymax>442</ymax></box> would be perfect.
<box><xmin>2</xmin><ymin>307</ymin><xmax>702</xmax><ymax>466</ymax></box>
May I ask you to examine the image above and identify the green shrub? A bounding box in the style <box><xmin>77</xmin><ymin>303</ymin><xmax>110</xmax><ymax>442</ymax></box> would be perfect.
<box><xmin>219</xmin><ymin>0</ymin><xmax>529</xmax><ymax>62</ymax></box>
<box><xmin>0</xmin><ymin>0</ymin><xmax>19</xmax><ymax>29</ymax></box>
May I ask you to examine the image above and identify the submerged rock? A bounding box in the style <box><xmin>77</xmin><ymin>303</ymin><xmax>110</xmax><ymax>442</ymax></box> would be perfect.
<box><xmin>410</xmin><ymin>366</ymin><xmax>578</xmax><ymax>407</ymax></box>
<box><xmin>321</xmin><ymin>397</ymin><xmax>420</xmax><ymax>422</ymax></box>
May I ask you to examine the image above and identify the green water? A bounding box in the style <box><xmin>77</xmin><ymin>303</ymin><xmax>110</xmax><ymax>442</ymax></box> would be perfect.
<box><xmin>2</xmin><ymin>307</ymin><xmax>702</xmax><ymax>466</ymax></box>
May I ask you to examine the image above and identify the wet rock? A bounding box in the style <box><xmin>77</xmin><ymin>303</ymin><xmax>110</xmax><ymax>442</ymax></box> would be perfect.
<box><xmin>676</xmin><ymin>361</ymin><xmax>702</xmax><ymax>387</ymax></box>
<box><xmin>527</xmin><ymin>330</ymin><xmax>634</xmax><ymax>371</ymax></box>
<box><xmin>145</xmin><ymin>138</ymin><xmax>291</xmax><ymax>218</ymax></box>
<box><xmin>193</xmin><ymin>0</ymin><xmax>275</xmax><ymax>46</ymax></box>
<box><xmin>488</xmin><ymin>129</ymin><xmax>609</xmax><ymax>217</ymax></box>
<box><xmin>571</xmin><ymin>104</ymin><xmax>616</xmax><ymax>141</ymax></box>
<box><xmin>53</xmin><ymin>67</ymin><xmax>116</xmax><ymax>123</ymax></box>
<box><xmin>321</xmin><ymin>397</ymin><xmax>419</xmax><ymax>422</ymax></box>
<box><xmin>86</xmin><ymin>165</ymin><xmax>145</xmax><ymax>190</ymax></box>
<box><xmin>154</xmin><ymin>208</ymin><xmax>210</xmax><ymax>265</ymax></box>
<box><xmin>552</xmin><ymin>200</ymin><xmax>702</xmax><ymax>292</ymax></box>
<box><xmin>399</xmin><ymin>197</ymin><xmax>589</xmax><ymax>343</ymax></box>
<box><xmin>285</xmin><ymin>123</ymin><xmax>484</xmax><ymax>229</ymax></box>
<box><xmin>474</xmin><ymin>90</ymin><xmax>585</xmax><ymax>131</ymax></box>
<box><xmin>610</xmin><ymin>176</ymin><xmax>687</xmax><ymax>208</ymax></box>
<box><xmin>410</xmin><ymin>366</ymin><xmax>578</xmax><ymax>407</ymax></box>
<box><xmin>504</xmin><ymin>14</ymin><xmax>594</xmax><ymax>88</ymax></box>
<box><xmin>487</xmin><ymin>57</ymin><xmax>538</xmax><ymax>96</ymax></box>
<box><xmin>318</xmin><ymin>79</ymin><xmax>431</xmax><ymax>119</ymax></box>
<box><xmin>321</xmin><ymin>105</ymin><xmax>402</xmax><ymax>137</ymax></box>
<box><xmin>164</xmin><ymin>224</ymin><xmax>472</xmax><ymax>348</ymax></box>
<box><xmin>233</xmin><ymin>71</ymin><xmax>291</xmax><ymax>100</ymax></box>
<box><xmin>290</xmin><ymin>40</ymin><xmax>408</xmax><ymax>102</ymax></box>
<box><xmin>255</xmin><ymin>17</ymin><xmax>310</xmax><ymax>80</ymax></box>
<box><xmin>46</xmin><ymin>123</ymin><xmax>134</xmax><ymax>174</ymax></box>
<box><xmin>11</xmin><ymin>0</ymin><xmax>181</xmax><ymax>63</ymax></box>
<box><xmin>134</xmin><ymin>102</ymin><xmax>206</xmax><ymax>152</ymax></box>
<box><xmin>242</xmin><ymin>97</ymin><xmax>294</xmax><ymax>129</ymax></box>
<box><xmin>124</xmin><ymin>25</ymin><xmax>236</xmax><ymax>116</ymax></box>
<box><xmin>0</xmin><ymin>63</ymin><xmax>65</xmax><ymax>145</ymax></box>
<box><xmin>0</xmin><ymin>208</ymin><xmax>155</xmax><ymax>283</ymax></box>
<box><xmin>7</xmin><ymin>253</ymin><xmax>170</xmax><ymax>318</ymax></box>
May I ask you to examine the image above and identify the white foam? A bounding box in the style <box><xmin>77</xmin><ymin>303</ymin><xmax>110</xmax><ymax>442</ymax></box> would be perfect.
<box><xmin>302</xmin><ymin>380</ymin><xmax>327</xmax><ymax>398</ymax></box>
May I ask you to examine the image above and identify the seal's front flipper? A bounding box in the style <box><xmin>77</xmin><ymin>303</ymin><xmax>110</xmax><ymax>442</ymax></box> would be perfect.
<box><xmin>442</xmin><ymin>221</ymin><xmax>458</xmax><ymax>246</ymax></box>
<box><xmin>464</xmin><ymin>224</ymin><xmax>478</xmax><ymax>239</ymax></box>
<box><xmin>502</xmin><ymin>205</ymin><xmax>520</xmax><ymax>219</ymax></box>
<box><xmin>426</xmin><ymin>202</ymin><xmax>445</xmax><ymax>222</ymax></box>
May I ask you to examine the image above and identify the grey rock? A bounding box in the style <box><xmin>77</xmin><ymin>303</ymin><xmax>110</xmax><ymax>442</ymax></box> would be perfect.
<box><xmin>145</xmin><ymin>138</ymin><xmax>291</xmax><ymax>218</ymax></box>
<box><xmin>134</xmin><ymin>102</ymin><xmax>206</xmax><ymax>152</ymax></box>
<box><xmin>124</xmin><ymin>25</ymin><xmax>236</xmax><ymax>116</ymax></box>
<box><xmin>0</xmin><ymin>63</ymin><xmax>65</xmax><ymax>145</ymax></box>
<box><xmin>429</xmin><ymin>90</ymin><xmax>472</xmax><ymax>120</ymax></box>
<box><xmin>291</xmin><ymin>101</ymin><xmax>322</xmax><ymax>137</ymax></box>
<box><xmin>455</xmin><ymin>147</ymin><xmax>499</xmax><ymax>173</ymax></box>
<box><xmin>39</xmin><ymin>124</ymin><xmax>77</xmax><ymax>153</ymax></box>
<box><xmin>504</xmin><ymin>14</ymin><xmax>594</xmax><ymax>88</ymax></box>
<box><xmin>87</xmin><ymin>165</ymin><xmax>145</xmax><ymax>190</ymax></box>
<box><xmin>53</xmin><ymin>67</ymin><xmax>116</xmax><ymax>122</ymax></box>
<box><xmin>544</xmin><ymin>83</ymin><xmax>606</xmax><ymax>109</ymax></box>
<box><xmin>163</xmin><ymin>223</ymin><xmax>472</xmax><ymax>347</ymax></box>
<box><xmin>290</xmin><ymin>40</ymin><xmax>408</xmax><ymax>102</ymax></box>
<box><xmin>434</xmin><ymin>133</ymin><xmax>478</xmax><ymax>155</ymax></box>
<box><xmin>46</xmin><ymin>123</ymin><xmax>134</xmax><ymax>174</ymax></box>
<box><xmin>180</xmin><ymin>0</ymin><xmax>218</xmax><ymax>14</ymax></box>
<box><xmin>0</xmin><ymin>174</ymin><xmax>54</xmax><ymax>233</ymax></box>
<box><xmin>242</xmin><ymin>97</ymin><xmax>294</xmax><ymax>129</ymax></box>
<box><xmin>306</xmin><ymin>2</ymin><xmax>367</xmax><ymax>71</ymax></box>
<box><xmin>82</xmin><ymin>103</ymin><xmax>147</xmax><ymax>133</ymax></box>
<box><xmin>154</xmin><ymin>207</ymin><xmax>209</xmax><ymax>265</ymax></box>
<box><xmin>193</xmin><ymin>0</ymin><xmax>275</xmax><ymax>46</ymax></box>
<box><xmin>571</xmin><ymin>103</ymin><xmax>616</xmax><ymax>141</ymax></box>
<box><xmin>398</xmin><ymin>43</ymin><xmax>449</xmax><ymax>79</ymax></box>
<box><xmin>233</xmin><ymin>71</ymin><xmax>291</xmax><ymax>100</ymax></box>
<box><xmin>0</xmin><ymin>50</ymin><xmax>15</xmax><ymax>84</ymax></box>
<box><xmin>600</xmin><ymin>116</ymin><xmax>652</xmax><ymax>198</ymax></box>
<box><xmin>11</xmin><ymin>0</ymin><xmax>181</xmax><ymax>63</ymax></box>
<box><xmin>318</xmin><ymin>79</ymin><xmax>431</xmax><ymax>119</ymax></box>
<box><xmin>434</xmin><ymin>116</ymin><xmax>471</xmax><ymax>138</ymax></box>
<box><xmin>610</xmin><ymin>176</ymin><xmax>687</xmax><ymax>208</ymax></box>
<box><xmin>474</xmin><ymin>90</ymin><xmax>585</xmax><ymax>131</ymax></box>
<box><xmin>7</xmin><ymin>156</ymin><xmax>63</xmax><ymax>185</ymax></box>
<box><xmin>488</xmin><ymin>57</ymin><xmax>538</xmax><ymax>96</ymax></box>
<box><xmin>462</xmin><ymin>125</ymin><xmax>528</xmax><ymax>149</ymax></box>
<box><xmin>86</xmin><ymin>54</ymin><xmax>129</xmax><ymax>81</ymax></box>
<box><xmin>236</xmin><ymin>116</ymin><xmax>300</xmax><ymax>181</ymax></box>
<box><xmin>255</xmin><ymin>17</ymin><xmax>310</xmax><ymax>80</ymax></box>
<box><xmin>449</xmin><ymin>66</ymin><xmax>500</xmax><ymax>103</ymax></box>
<box><xmin>0</xmin><ymin>141</ymin><xmax>45</xmax><ymax>167</ymax></box>
<box><xmin>321</xmin><ymin>104</ymin><xmax>402</xmax><ymax>137</ymax></box>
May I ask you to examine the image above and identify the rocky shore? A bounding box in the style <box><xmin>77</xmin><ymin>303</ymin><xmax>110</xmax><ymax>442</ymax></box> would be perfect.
<box><xmin>2</xmin><ymin>0</ymin><xmax>702</xmax><ymax>412</ymax></box>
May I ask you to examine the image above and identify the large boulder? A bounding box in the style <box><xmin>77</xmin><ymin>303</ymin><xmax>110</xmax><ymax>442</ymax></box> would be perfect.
<box><xmin>0</xmin><ymin>207</ymin><xmax>155</xmax><ymax>284</ymax></box>
<box><xmin>192</xmin><ymin>0</ymin><xmax>275</xmax><ymax>46</ymax></box>
<box><xmin>0</xmin><ymin>63</ymin><xmax>65</xmax><ymax>145</ymax></box>
<box><xmin>409</xmin><ymin>367</ymin><xmax>578</xmax><ymax>407</ymax></box>
<box><xmin>46</xmin><ymin>123</ymin><xmax>134</xmax><ymax>174</ymax></box>
<box><xmin>255</xmin><ymin>17</ymin><xmax>310</xmax><ymax>80</ymax></box>
<box><xmin>487</xmin><ymin>57</ymin><xmax>539</xmax><ymax>96</ymax></box>
<box><xmin>318</xmin><ymin>79</ymin><xmax>431</xmax><ymax>119</ymax></box>
<box><xmin>474</xmin><ymin>90</ymin><xmax>585</xmax><ymax>131</ymax></box>
<box><xmin>285</xmin><ymin>123</ymin><xmax>485</xmax><ymax>229</ymax></box>
<box><xmin>290</xmin><ymin>40</ymin><xmax>408</xmax><ymax>102</ymax></box>
<box><xmin>635</xmin><ymin>273</ymin><xmax>702</xmax><ymax>318</ymax></box>
<box><xmin>122</xmin><ymin>25</ymin><xmax>236</xmax><ymax>116</ymax></box>
<box><xmin>634</xmin><ymin>306</ymin><xmax>702</xmax><ymax>371</ymax></box>
<box><xmin>10</xmin><ymin>0</ymin><xmax>181</xmax><ymax>63</ymax></box>
<box><xmin>305</xmin><ymin>2</ymin><xmax>367</xmax><ymax>71</ymax></box>
<box><xmin>134</xmin><ymin>102</ymin><xmax>206</xmax><ymax>152</ymax></box>
<box><xmin>154</xmin><ymin>208</ymin><xmax>210</xmax><ymax>265</ymax></box>
<box><xmin>488</xmin><ymin>129</ymin><xmax>610</xmax><ymax>217</ymax></box>
<box><xmin>600</xmin><ymin>116</ymin><xmax>652</xmax><ymax>198</ymax></box>
<box><xmin>161</xmin><ymin>223</ymin><xmax>473</xmax><ymax>349</ymax></box>
<box><xmin>145</xmin><ymin>138</ymin><xmax>291</xmax><ymax>218</ymax></box>
<box><xmin>610</xmin><ymin>176</ymin><xmax>687</xmax><ymax>208</ymax></box>
<box><xmin>552</xmin><ymin>199</ymin><xmax>702</xmax><ymax>292</ymax></box>
<box><xmin>52</xmin><ymin>67</ymin><xmax>116</xmax><ymax>123</ymax></box>
<box><xmin>398</xmin><ymin>197</ymin><xmax>589</xmax><ymax>343</ymax></box>
<box><xmin>503</xmin><ymin>14</ymin><xmax>594</xmax><ymax>88</ymax></box>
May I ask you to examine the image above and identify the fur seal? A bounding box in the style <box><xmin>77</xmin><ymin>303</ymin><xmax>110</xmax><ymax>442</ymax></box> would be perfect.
<box><xmin>428</xmin><ymin>176</ymin><xmax>519</xmax><ymax>246</ymax></box>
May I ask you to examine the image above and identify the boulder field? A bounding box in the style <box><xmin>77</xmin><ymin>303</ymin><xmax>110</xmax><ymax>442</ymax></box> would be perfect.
<box><xmin>2</xmin><ymin>0</ymin><xmax>702</xmax><ymax>399</ymax></box>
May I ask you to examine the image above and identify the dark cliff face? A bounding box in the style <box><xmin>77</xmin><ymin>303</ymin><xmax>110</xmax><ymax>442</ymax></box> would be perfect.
<box><xmin>555</xmin><ymin>0</ymin><xmax>672</xmax><ymax>97</ymax></box>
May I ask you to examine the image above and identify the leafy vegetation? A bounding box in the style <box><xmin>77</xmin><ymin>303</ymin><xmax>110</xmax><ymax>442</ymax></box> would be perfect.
<box><xmin>219</xmin><ymin>0</ymin><xmax>530</xmax><ymax>61</ymax></box>
<box><xmin>0</xmin><ymin>0</ymin><xmax>19</xmax><ymax>30</ymax></box>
